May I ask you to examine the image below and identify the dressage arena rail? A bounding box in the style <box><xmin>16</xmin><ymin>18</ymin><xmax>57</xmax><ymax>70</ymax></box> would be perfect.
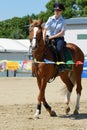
<box><xmin>6</xmin><ymin>70</ymin><xmax>33</xmax><ymax>77</ymax></box>
<box><xmin>0</xmin><ymin>60</ymin><xmax>33</xmax><ymax>77</ymax></box>
<box><xmin>0</xmin><ymin>59</ymin><xmax>86</xmax><ymax>77</ymax></box>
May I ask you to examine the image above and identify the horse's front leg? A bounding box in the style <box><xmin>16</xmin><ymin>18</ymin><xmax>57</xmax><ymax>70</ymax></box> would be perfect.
<box><xmin>34</xmin><ymin>77</ymin><xmax>42</xmax><ymax>118</ymax></box>
<box><xmin>41</xmin><ymin>77</ymin><xmax>57</xmax><ymax>117</ymax></box>
<box><xmin>43</xmin><ymin>100</ymin><xmax>57</xmax><ymax>116</ymax></box>
<box><xmin>34</xmin><ymin>76</ymin><xmax>56</xmax><ymax>118</ymax></box>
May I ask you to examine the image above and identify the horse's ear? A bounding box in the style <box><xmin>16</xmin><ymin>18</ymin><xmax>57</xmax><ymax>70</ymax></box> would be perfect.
<box><xmin>29</xmin><ymin>18</ymin><xmax>33</xmax><ymax>24</ymax></box>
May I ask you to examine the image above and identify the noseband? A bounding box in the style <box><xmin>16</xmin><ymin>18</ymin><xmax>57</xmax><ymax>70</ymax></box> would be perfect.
<box><xmin>33</xmin><ymin>31</ymin><xmax>42</xmax><ymax>44</ymax></box>
<box><xmin>30</xmin><ymin>25</ymin><xmax>43</xmax><ymax>51</ymax></box>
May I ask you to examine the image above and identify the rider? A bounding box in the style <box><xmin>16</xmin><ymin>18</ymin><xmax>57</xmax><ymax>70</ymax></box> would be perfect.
<box><xmin>43</xmin><ymin>3</ymin><xmax>66</xmax><ymax>71</ymax></box>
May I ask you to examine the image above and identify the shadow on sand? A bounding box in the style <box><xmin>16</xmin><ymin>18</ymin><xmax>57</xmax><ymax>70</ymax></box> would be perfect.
<box><xmin>59</xmin><ymin>113</ymin><xmax>87</xmax><ymax>120</ymax></box>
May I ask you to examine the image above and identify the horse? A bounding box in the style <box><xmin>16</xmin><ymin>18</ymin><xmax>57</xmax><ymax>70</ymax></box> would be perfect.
<box><xmin>29</xmin><ymin>18</ymin><xmax>84</xmax><ymax>118</ymax></box>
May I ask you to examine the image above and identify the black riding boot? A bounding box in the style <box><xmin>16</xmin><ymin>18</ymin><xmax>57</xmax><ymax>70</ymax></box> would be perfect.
<box><xmin>58</xmin><ymin>50</ymin><xmax>65</xmax><ymax>72</ymax></box>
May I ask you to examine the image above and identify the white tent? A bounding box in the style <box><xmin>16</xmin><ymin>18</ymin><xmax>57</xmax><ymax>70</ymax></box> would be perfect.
<box><xmin>0</xmin><ymin>38</ymin><xmax>32</xmax><ymax>77</ymax></box>
<box><xmin>0</xmin><ymin>38</ymin><xmax>31</xmax><ymax>61</ymax></box>
<box><xmin>0</xmin><ymin>38</ymin><xmax>30</xmax><ymax>52</ymax></box>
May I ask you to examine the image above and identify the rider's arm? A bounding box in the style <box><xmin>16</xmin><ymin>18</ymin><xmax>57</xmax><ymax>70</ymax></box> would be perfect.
<box><xmin>49</xmin><ymin>30</ymin><xmax>64</xmax><ymax>40</ymax></box>
<box><xmin>43</xmin><ymin>28</ymin><xmax>47</xmax><ymax>40</ymax></box>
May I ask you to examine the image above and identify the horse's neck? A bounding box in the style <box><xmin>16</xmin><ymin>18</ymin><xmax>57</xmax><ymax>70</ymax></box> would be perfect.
<box><xmin>44</xmin><ymin>44</ymin><xmax>54</xmax><ymax>60</ymax></box>
<box><xmin>32</xmin><ymin>43</ymin><xmax>54</xmax><ymax>62</ymax></box>
<box><xmin>32</xmin><ymin>47</ymin><xmax>45</xmax><ymax>61</ymax></box>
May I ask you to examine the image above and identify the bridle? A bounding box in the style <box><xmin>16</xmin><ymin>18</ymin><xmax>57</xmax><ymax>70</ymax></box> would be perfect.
<box><xmin>30</xmin><ymin>25</ymin><xmax>43</xmax><ymax>51</ymax></box>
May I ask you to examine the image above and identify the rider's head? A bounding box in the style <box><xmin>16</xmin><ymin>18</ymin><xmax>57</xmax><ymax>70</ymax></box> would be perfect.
<box><xmin>53</xmin><ymin>3</ymin><xmax>65</xmax><ymax>18</ymax></box>
<box><xmin>53</xmin><ymin>3</ymin><xmax>65</xmax><ymax>12</ymax></box>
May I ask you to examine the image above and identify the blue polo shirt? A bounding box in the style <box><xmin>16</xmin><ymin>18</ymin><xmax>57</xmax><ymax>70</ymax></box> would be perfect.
<box><xmin>45</xmin><ymin>15</ymin><xmax>66</xmax><ymax>36</ymax></box>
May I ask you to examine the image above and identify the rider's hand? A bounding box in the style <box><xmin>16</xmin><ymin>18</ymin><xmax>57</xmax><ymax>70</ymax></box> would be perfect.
<box><xmin>49</xmin><ymin>36</ymin><xmax>54</xmax><ymax>40</ymax></box>
<box><xmin>45</xmin><ymin>35</ymin><xmax>49</xmax><ymax>44</ymax></box>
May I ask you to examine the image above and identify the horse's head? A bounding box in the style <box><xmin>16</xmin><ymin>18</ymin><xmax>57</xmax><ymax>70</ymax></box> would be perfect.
<box><xmin>29</xmin><ymin>18</ymin><xmax>44</xmax><ymax>51</ymax></box>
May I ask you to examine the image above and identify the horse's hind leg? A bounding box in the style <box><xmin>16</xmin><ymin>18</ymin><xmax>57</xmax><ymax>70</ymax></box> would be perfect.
<box><xmin>73</xmin><ymin>67</ymin><xmax>83</xmax><ymax>115</ymax></box>
<box><xmin>60</xmin><ymin>72</ymin><xmax>74</xmax><ymax>114</ymax></box>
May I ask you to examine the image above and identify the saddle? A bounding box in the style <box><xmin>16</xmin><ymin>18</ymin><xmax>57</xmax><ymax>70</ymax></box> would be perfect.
<box><xmin>45</xmin><ymin>36</ymin><xmax>74</xmax><ymax>83</ymax></box>
<box><xmin>45</xmin><ymin>36</ymin><xmax>73</xmax><ymax>71</ymax></box>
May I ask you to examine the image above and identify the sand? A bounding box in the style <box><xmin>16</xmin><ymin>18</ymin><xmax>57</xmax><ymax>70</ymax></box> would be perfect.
<box><xmin>0</xmin><ymin>77</ymin><xmax>87</xmax><ymax>130</ymax></box>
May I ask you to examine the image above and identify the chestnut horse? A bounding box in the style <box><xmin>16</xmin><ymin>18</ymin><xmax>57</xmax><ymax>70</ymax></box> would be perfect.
<box><xmin>29</xmin><ymin>19</ymin><xmax>84</xmax><ymax>117</ymax></box>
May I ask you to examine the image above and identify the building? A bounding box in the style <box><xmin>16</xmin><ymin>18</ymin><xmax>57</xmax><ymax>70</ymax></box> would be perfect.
<box><xmin>65</xmin><ymin>17</ymin><xmax>87</xmax><ymax>55</ymax></box>
<box><xmin>65</xmin><ymin>17</ymin><xmax>87</xmax><ymax>78</ymax></box>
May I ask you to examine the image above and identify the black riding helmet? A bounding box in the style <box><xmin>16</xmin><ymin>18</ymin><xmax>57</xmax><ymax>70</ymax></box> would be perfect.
<box><xmin>53</xmin><ymin>3</ymin><xmax>65</xmax><ymax>11</ymax></box>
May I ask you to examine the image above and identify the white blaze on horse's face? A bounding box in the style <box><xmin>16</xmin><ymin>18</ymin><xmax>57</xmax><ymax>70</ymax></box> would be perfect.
<box><xmin>32</xmin><ymin>27</ymin><xmax>38</xmax><ymax>48</ymax></box>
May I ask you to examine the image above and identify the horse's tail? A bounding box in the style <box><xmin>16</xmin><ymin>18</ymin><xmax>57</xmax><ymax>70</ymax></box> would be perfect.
<box><xmin>68</xmin><ymin>71</ymin><xmax>76</xmax><ymax>87</ymax></box>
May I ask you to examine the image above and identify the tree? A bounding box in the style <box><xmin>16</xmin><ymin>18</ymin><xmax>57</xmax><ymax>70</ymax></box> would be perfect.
<box><xmin>0</xmin><ymin>16</ymin><xmax>31</xmax><ymax>39</ymax></box>
<box><xmin>38</xmin><ymin>0</ymin><xmax>87</xmax><ymax>21</ymax></box>
<box><xmin>0</xmin><ymin>0</ymin><xmax>87</xmax><ymax>39</ymax></box>
<box><xmin>38</xmin><ymin>0</ymin><xmax>55</xmax><ymax>22</ymax></box>
<box><xmin>76</xmin><ymin>0</ymin><xmax>87</xmax><ymax>16</ymax></box>
<box><xmin>10</xmin><ymin>29</ymin><xmax>24</xmax><ymax>39</ymax></box>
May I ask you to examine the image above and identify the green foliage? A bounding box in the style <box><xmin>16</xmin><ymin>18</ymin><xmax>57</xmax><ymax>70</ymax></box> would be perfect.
<box><xmin>0</xmin><ymin>0</ymin><xmax>87</xmax><ymax>39</ymax></box>
<box><xmin>38</xmin><ymin>0</ymin><xmax>87</xmax><ymax>20</ymax></box>
<box><xmin>0</xmin><ymin>16</ymin><xmax>31</xmax><ymax>39</ymax></box>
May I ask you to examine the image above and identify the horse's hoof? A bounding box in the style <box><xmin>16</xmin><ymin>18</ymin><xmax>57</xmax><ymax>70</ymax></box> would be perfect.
<box><xmin>33</xmin><ymin>113</ymin><xmax>39</xmax><ymax>119</ymax></box>
<box><xmin>65</xmin><ymin>106</ymin><xmax>70</xmax><ymax>115</ymax></box>
<box><xmin>33</xmin><ymin>109</ymin><xmax>40</xmax><ymax>119</ymax></box>
<box><xmin>50</xmin><ymin>110</ymin><xmax>57</xmax><ymax>117</ymax></box>
<box><xmin>73</xmin><ymin>110</ymin><xmax>79</xmax><ymax>115</ymax></box>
